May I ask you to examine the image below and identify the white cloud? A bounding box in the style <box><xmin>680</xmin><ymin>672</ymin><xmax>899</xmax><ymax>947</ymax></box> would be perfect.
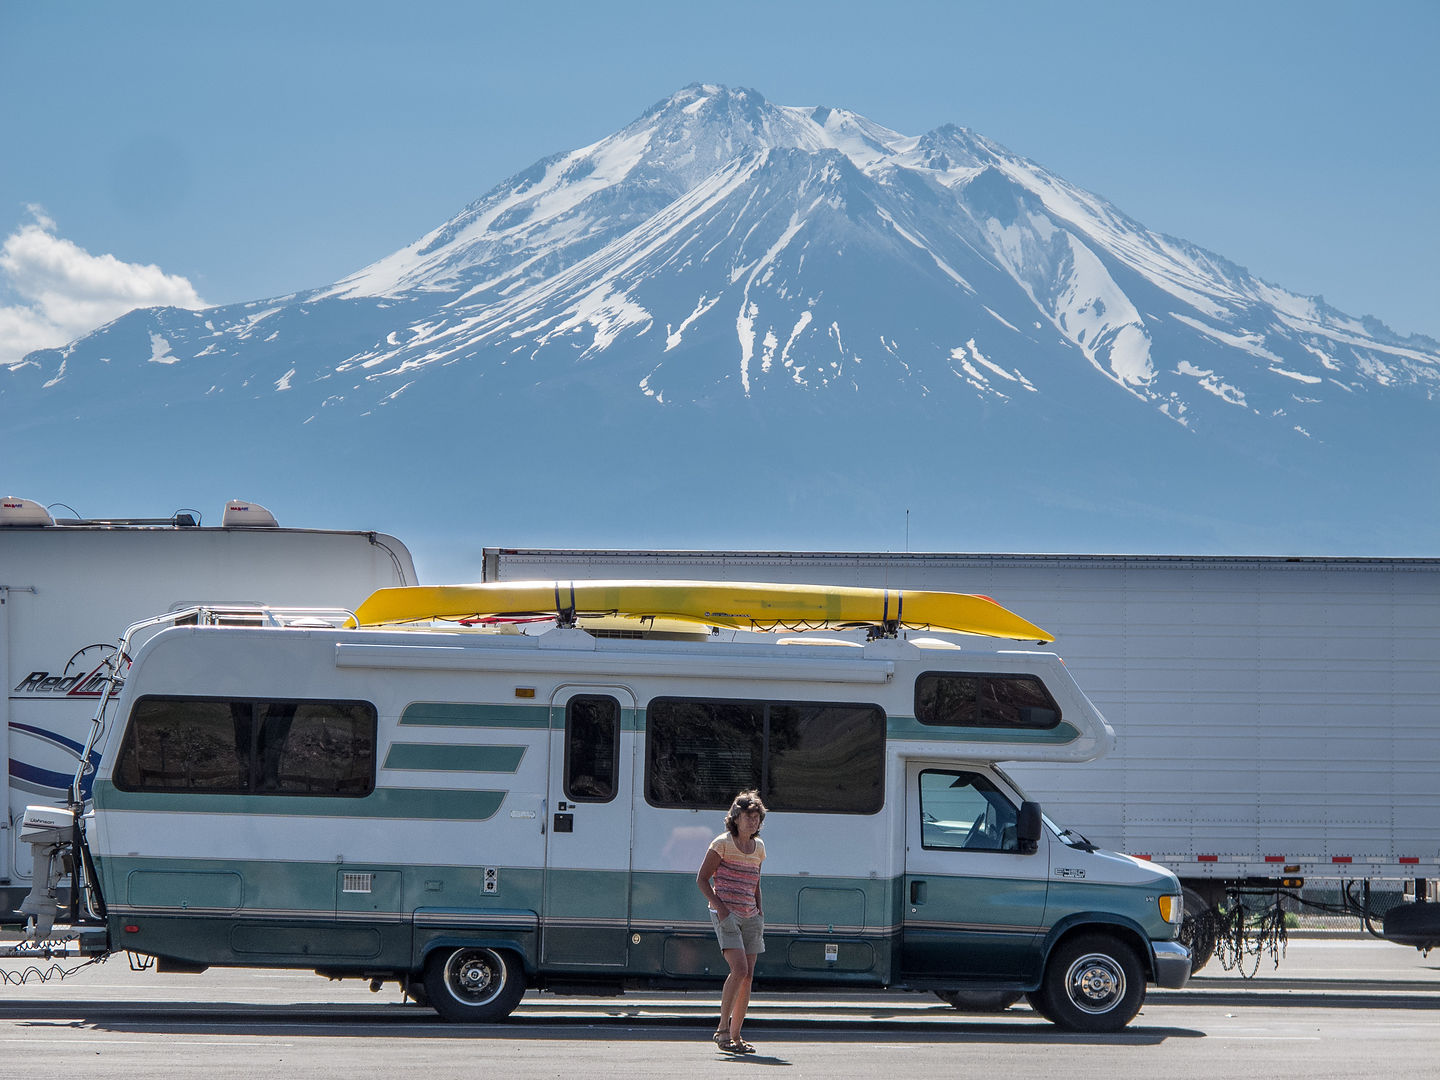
<box><xmin>1</xmin><ymin>206</ymin><xmax>207</xmax><ymax>368</ymax></box>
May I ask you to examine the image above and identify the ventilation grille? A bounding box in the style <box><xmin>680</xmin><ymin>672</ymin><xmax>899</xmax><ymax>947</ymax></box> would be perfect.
<box><xmin>341</xmin><ymin>872</ymin><xmax>374</xmax><ymax>894</ymax></box>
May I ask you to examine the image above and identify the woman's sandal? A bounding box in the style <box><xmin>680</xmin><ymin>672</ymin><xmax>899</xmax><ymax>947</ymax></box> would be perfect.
<box><xmin>711</xmin><ymin>1031</ymin><xmax>729</xmax><ymax>1048</ymax></box>
<box><xmin>724</xmin><ymin>1038</ymin><xmax>756</xmax><ymax>1054</ymax></box>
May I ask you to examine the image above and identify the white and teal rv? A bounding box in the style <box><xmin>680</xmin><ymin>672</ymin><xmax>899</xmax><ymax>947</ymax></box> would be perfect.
<box><xmin>57</xmin><ymin>584</ymin><xmax>1188</xmax><ymax>1032</ymax></box>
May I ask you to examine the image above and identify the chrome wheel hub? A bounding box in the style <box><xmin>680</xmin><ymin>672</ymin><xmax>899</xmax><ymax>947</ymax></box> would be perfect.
<box><xmin>1066</xmin><ymin>953</ymin><xmax>1125</xmax><ymax>1013</ymax></box>
<box><xmin>447</xmin><ymin>951</ymin><xmax>499</xmax><ymax>1001</ymax></box>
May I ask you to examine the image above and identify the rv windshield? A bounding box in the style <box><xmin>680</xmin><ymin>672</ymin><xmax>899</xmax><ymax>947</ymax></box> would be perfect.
<box><xmin>990</xmin><ymin>765</ymin><xmax>1095</xmax><ymax>850</ymax></box>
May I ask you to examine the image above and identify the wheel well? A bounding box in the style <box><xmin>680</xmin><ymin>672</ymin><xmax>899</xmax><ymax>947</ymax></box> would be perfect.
<box><xmin>1180</xmin><ymin>880</ymin><xmax>1227</xmax><ymax>910</ymax></box>
<box><xmin>1047</xmin><ymin>923</ymin><xmax>1150</xmax><ymax>979</ymax></box>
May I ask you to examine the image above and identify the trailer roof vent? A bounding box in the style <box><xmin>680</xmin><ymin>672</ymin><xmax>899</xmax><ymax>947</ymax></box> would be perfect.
<box><xmin>0</xmin><ymin>497</ymin><xmax>55</xmax><ymax>527</ymax></box>
<box><xmin>222</xmin><ymin>499</ymin><xmax>279</xmax><ymax>528</ymax></box>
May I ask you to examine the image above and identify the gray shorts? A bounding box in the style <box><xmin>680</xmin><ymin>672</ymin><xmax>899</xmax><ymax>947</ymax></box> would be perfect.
<box><xmin>710</xmin><ymin>909</ymin><xmax>765</xmax><ymax>955</ymax></box>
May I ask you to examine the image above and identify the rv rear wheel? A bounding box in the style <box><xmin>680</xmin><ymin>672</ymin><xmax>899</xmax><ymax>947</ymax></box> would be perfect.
<box><xmin>424</xmin><ymin>946</ymin><xmax>525</xmax><ymax>1022</ymax></box>
<box><xmin>1034</xmin><ymin>933</ymin><xmax>1145</xmax><ymax>1032</ymax></box>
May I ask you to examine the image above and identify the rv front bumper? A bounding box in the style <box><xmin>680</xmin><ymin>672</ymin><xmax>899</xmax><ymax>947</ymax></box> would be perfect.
<box><xmin>1151</xmin><ymin>940</ymin><xmax>1191</xmax><ymax>989</ymax></box>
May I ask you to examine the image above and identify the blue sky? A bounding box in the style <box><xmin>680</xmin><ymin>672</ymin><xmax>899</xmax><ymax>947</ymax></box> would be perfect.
<box><xmin>2</xmin><ymin>0</ymin><xmax>1437</xmax><ymax>364</ymax></box>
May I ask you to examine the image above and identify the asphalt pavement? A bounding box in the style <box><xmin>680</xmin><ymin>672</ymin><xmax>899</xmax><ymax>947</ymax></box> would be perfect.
<box><xmin>1</xmin><ymin>934</ymin><xmax>1435</xmax><ymax>1079</ymax></box>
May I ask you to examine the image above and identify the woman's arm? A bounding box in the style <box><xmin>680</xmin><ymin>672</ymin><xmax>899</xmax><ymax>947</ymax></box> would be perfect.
<box><xmin>696</xmin><ymin>848</ymin><xmax>730</xmax><ymax>918</ymax></box>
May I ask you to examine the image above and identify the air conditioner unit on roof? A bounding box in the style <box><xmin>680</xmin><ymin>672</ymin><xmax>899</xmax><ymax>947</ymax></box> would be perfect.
<box><xmin>222</xmin><ymin>499</ymin><xmax>279</xmax><ymax>528</ymax></box>
<box><xmin>0</xmin><ymin>497</ymin><xmax>55</xmax><ymax>527</ymax></box>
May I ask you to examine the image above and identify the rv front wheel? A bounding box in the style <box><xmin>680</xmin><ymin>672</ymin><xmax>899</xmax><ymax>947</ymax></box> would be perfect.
<box><xmin>424</xmin><ymin>947</ymin><xmax>525</xmax><ymax>1022</ymax></box>
<box><xmin>1034</xmin><ymin>934</ymin><xmax>1145</xmax><ymax>1032</ymax></box>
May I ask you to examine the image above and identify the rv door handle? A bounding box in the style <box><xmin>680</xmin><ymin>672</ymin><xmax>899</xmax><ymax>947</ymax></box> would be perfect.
<box><xmin>910</xmin><ymin>880</ymin><xmax>927</xmax><ymax>905</ymax></box>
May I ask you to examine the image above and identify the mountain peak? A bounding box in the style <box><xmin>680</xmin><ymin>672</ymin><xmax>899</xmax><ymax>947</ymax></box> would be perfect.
<box><xmin>9</xmin><ymin>84</ymin><xmax>1439</xmax><ymax>556</ymax></box>
<box><xmin>645</xmin><ymin>83</ymin><xmax>771</xmax><ymax>128</ymax></box>
<box><xmin>14</xmin><ymin>84</ymin><xmax>1439</xmax><ymax>449</ymax></box>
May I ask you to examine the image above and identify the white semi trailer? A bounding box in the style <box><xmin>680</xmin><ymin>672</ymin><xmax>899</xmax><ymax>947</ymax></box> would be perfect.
<box><xmin>481</xmin><ymin>548</ymin><xmax>1440</xmax><ymax>966</ymax></box>
<box><xmin>0</xmin><ymin>497</ymin><xmax>416</xmax><ymax>917</ymax></box>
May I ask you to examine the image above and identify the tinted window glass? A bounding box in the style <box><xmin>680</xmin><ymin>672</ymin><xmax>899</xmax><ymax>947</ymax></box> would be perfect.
<box><xmin>114</xmin><ymin>696</ymin><xmax>376</xmax><ymax>796</ymax></box>
<box><xmin>115</xmin><ymin>699</ymin><xmax>248</xmax><ymax>792</ymax></box>
<box><xmin>918</xmin><ymin>769</ymin><xmax>1021</xmax><ymax>853</ymax></box>
<box><xmin>646</xmin><ymin>700</ymin><xmax>763</xmax><ymax>808</ymax></box>
<box><xmin>767</xmin><ymin>704</ymin><xmax>884</xmax><ymax>813</ymax></box>
<box><xmin>915</xmin><ymin>673</ymin><xmax>1061</xmax><ymax>729</ymax></box>
<box><xmin>646</xmin><ymin>697</ymin><xmax>883</xmax><ymax>813</ymax></box>
<box><xmin>980</xmin><ymin>676</ymin><xmax>1060</xmax><ymax>728</ymax></box>
<box><xmin>255</xmin><ymin>701</ymin><xmax>375</xmax><ymax>795</ymax></box>
<box><xmin>564</xmin><ymin>695</ymin><xmax>620</xmax><ymax>802</ymax></box>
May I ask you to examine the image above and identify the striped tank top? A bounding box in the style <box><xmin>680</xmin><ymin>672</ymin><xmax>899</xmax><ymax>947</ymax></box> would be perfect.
<box><xmin>708</xmin><ymin>834</ymin><xmax>765</xmax><ymax>917</ymax></box>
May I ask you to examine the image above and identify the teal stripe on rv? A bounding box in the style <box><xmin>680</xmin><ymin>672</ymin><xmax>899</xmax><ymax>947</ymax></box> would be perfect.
<box><xmin>400</xmin><ymin>702</ymin><xmax>550</xmax><ymax>728</ymax></box>
<box><xmin>383</xmin><ymin>743</ymin><xmax>526</xmax><ymax>772</ymax></box>
<box><xmin>93</xmin><ymin>780</ymin><xmax>506</xmax><ymax>820</ymax></box>
<box><xmin>885</xmin><ymin>715</ymin><xmax>1082</xmax><ymax>744</ymax></box>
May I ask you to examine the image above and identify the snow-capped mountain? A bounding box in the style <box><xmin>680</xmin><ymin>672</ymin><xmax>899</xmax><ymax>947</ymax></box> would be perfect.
<box><xmin>6</xmin><ymin>85</ymin><xmax>1438</xmax><ymax>556</ymax></box>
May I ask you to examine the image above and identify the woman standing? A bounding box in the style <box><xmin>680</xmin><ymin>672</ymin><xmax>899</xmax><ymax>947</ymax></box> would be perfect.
<box><xmin>696</xmin><ymin>790</ymin><xmax>767</xmax><ymax>1054</ymax></box>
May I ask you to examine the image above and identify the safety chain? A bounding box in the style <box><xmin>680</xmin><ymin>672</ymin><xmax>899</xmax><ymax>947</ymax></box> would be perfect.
<box><xmin>0</xmin><ymin>943</ymin><xmax>109</xmax><ymax>987</ymax></box>
<box><xmin>1212</xmin><ymin>891</ymin><xmax>1289</xmax><ymax>978</ymax></box>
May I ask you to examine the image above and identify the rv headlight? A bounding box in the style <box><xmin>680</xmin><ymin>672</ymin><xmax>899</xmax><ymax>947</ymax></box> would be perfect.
<box><xmin>1158</xmin><ymin>893</ymin><xmax>1184</xmax><ymax>925</ymax></box>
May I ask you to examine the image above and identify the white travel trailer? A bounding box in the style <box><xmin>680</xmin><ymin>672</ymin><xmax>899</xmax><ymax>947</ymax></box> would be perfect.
<box><xmin>57</xmin><ymin>582</ymin><xmax>1187</xmax><ymax>1032</ymax></box>
<box><xmin>0</xmin><ymin>497</ymin><xmax>416</xmax><ymax>915</ymax></box>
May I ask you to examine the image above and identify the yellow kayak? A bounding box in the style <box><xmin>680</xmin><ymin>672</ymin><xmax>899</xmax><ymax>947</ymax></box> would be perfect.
<box><xmin>353</xmin><ymin>580</ymin><xmax>1053</xmax><ymax>643</ymax></box>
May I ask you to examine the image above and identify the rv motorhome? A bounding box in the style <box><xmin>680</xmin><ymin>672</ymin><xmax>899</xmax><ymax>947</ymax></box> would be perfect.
<box><xmin>47</xmin><ymin>581</ymin><xmax>1187</xmax><ymax>1032</ymax></box>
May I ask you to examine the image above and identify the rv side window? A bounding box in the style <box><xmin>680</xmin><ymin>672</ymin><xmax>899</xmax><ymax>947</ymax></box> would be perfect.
<box><xmin>564</xmin><ymin>695</ymin><xmax>620</xmax><ymax>803</ymax></box>
<box><xmin>645</xmin><ymin>697</ymin><xmax>884</xmax><ymax>814</ymax></box>
<box><xmin>918</xmin><ymin>769</ymin><xmax>1021</xmax><ymax>853</ymax></box>
<box><xmin>114</xmin><ymin>696</ymin><xmax>376</xmax><ymax>797</ymax></box>
<box><xmin>914</xmin><ymin>672</ymin><xmax>1061</xmax><ymax>729</ymax></box>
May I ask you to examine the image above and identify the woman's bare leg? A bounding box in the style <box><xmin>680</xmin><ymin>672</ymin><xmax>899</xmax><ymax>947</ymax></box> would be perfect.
<box><xmin>727</xmin><ymin>950</ymin><xmax>759</xmax><ymax>1043</ymax></box>
<box><xmin>716</xmin><ymin>947</ymin><xmax>756</xmax><ymax>1043</ymax></box>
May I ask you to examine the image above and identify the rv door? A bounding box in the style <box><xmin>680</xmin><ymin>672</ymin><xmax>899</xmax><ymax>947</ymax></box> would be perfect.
<box><xmin>541</xmin><ymin>685</ymin><xmax>638</xmax><ymax>967</ymax></box>
<box><xmin>901</xmin><ymin>761</ymin><xmax>1051</xmax><ymax>981</ymax></box>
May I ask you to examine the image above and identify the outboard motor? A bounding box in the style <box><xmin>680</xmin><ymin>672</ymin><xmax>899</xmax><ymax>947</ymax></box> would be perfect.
<box><xmin>16</xmin><ymin>805</ymin><xmax>74</xmax><ymax>942</ymax></box>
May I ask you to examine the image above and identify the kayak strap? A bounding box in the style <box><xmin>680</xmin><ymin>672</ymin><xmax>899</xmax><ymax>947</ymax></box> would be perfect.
<box><xmin>553</xmin><ymin>581</ymin><xmax>578</xmax><ymax>629</ymax></box>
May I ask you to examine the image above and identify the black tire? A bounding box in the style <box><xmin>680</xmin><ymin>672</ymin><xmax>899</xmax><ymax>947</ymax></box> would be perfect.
<box><xmin>423</xmin><ymin>946</ymin><xmax>525</xmax><ymax>1022</ymax></box>
<box><xmin>1025</xmin><ymin>990</ymin><xmax>1058</xmax><ymax>1023</ymax></box>
<box><xmin>1178</xmin><ymin>887</ymin><xmax>1217</xmax><ymax>973</ymax></box>
<box><xmin>1034</xmin><ymin>933</ymin><xmax>1146</xmax><ymax>1032</ymax></box>
<box><xmin>936</xmin><ymin>989</ymin><xmax>1023</xmax><ymax>1012</ymax></box>
<box><xmin>404</xmin><ymin>979</ymin><xmax>429</xmax><ymax>1007</ymax></box>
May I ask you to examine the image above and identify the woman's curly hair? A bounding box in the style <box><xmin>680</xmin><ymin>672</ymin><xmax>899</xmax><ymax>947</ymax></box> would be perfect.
<box><xmin>725</xmin><ymin>789</ymin><xmax>767</xmax><ymax>838</ymax></box>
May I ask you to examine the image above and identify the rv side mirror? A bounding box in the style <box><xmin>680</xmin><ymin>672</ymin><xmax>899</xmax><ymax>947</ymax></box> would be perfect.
<box><xmin>1017</xmin><ymin>801</ymin><xmax>1042</xmax><ymax>855</ymax></box>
